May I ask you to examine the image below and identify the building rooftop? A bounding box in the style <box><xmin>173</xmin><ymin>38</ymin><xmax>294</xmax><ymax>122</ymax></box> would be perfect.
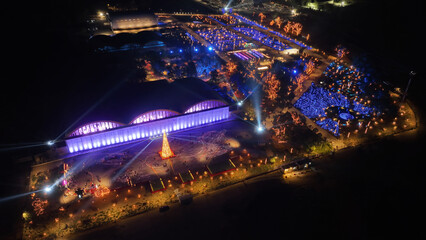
<box><xmin>67</xmin><ymin>77</ymin><xmax>227</xmax><ymax>137</ymax></box>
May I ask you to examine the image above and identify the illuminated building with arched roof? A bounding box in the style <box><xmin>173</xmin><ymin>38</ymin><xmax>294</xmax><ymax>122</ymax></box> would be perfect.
<box><xmin>65</xmin><ymin>78</ymin><xmax>230</xmax><ymax>154</ymax></box>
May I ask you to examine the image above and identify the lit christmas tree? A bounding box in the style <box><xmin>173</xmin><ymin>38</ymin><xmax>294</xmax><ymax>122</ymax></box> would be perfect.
<box><xmin>159</xmin><ymin>132</ymin><xmax>175</xmax><ymax>160</ymax></box>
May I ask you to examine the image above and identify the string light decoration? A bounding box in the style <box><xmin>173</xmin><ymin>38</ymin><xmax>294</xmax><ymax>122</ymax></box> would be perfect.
<box><xmin>283</xmin><ymin>21</ymin><xmax>303</xmax><ymax>36</ymax></box>
<box><xmin>94</xmin><ymin>185</ymin><xmax>111</xmax><ymax>198</ymax></box>
<box><xmin>294</xmin><ymin>74</ymin><xmax>309</xmax><ymax>94</ymax></box>
<box><xmin>275</xmin><ymin>17</ymin><xmax>283</xmax><ymax>28</ymax></box>
<box><xmin>258</xmin><ymin>13</ymin><xmax>266</xmax><ymax>23</ymax></box>
<box><xmin>263</xmin><ymin>73</ymin><xmax>281</xmax><ymax>101</ymax></box>
<box><xmin>283</xmin><ymin>21</ymin><xmax>291</xmax><ymax>34</ymax></box>
<box><xmin>291</xmin><ymin>23</ymin><xmax>303</xmax><ymax>36</ymax></box>
<box><xmin>159</xmin><ymin>132</ymin><xmax>175</xmax><ymax>160</ymax></box>
<box><xmin>32</xmin><ymin>198</ymin><xmax>48</xmax><ymax>216</ymax></box>
<box><xmin>335</xmin><ymin>44</ymin><xmax>349</xmax><ymax>59</ymax></box>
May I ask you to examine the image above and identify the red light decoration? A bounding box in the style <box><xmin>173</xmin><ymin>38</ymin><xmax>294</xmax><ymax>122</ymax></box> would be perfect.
<box><xmin>32</xmin><ymin>198</ymin><xmax>48</xmax><ymax>216</ymax></box>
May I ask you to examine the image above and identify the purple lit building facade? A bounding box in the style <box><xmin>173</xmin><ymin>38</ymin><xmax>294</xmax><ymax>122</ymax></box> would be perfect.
<box><xmin>64</xmin><ymin>78</ymin><xmax>230</xmax><ymax>154</ymax></box>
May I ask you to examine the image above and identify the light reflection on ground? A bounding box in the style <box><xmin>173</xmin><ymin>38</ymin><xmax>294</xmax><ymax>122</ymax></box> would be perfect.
<box><xmin>61</xmin><ymin>120</ymin><xmax>250</xmax><ymax>197</ymax></box>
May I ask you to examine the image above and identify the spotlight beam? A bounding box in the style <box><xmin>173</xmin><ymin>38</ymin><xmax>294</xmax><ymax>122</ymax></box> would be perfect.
<box><xmin>0</xmin><ymin>142</ymin><xmax>49</xmax><ymax>152</ymax></box>
<box><xmin>170</xmin><ymin>132</ymin><xmax>219</xmax><ymax>140</ymax></box>
<box><xmin>53</xmin><ymin>80</ymin><xmax>126</xmax><ymax>142</ymax></box>
<box><xmin>225</xmin><ymin>0</ymin><xmax>234</xmax><ymax>9</ymax></box>
<box><xmin>168</xmin><ymin>136</ymin><xmax>202</xmax><ymax>144</ymax></box>
<box><xmin>0</xmin><ymin>141</ymin><xmax>46</xmax><ymax>147</ymax></box>
<box><xmin>0</xmin><ymin>189</ymin><xmax>43</xmax><ymax>203</ymax></box>
<box><xmin>242</xmin><ymin>83</ymin><xmax>262</xmax><ymax>102</ymax></box>
<box><xmin>111</xmin><ymin>139</ymin><xmax>154</xmax><ymax>183</ymax></box>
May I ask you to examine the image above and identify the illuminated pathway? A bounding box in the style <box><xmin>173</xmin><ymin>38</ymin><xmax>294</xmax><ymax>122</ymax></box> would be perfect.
<box><xmin>288</xmin><ymin>107</ymin><xmax>344</xmax><ymax>149</ymax></box>
<box><xmin>178</xmin><ymin>22</ymin><xmax>232</xmax><ymax>62</ymax></box>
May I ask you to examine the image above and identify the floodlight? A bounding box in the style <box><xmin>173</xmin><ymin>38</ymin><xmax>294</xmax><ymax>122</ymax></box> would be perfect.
<box><xmin>44</xmin><ymin>186</ymin><xmax>52</xmax><ymax>193</ymax></box>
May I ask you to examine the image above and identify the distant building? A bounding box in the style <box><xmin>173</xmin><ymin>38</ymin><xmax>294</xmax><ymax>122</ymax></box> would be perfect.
<box><xmin>109</xmin><ymin>12</ymin><xmax>158</xmax><ymax>33</ymax></box>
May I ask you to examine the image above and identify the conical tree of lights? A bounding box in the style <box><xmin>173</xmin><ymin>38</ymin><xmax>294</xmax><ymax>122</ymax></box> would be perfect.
<box><xmin>159</xmin><ymin>132</ymin><xmax>175</xmax><ymax>160</ymax></box>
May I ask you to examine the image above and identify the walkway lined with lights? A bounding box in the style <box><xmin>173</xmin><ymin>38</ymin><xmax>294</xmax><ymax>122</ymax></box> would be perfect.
<box><xmin>233</xmin><ymin>27</ymin><xmax>291</xmax><ymax>51</ymax></box>
<box><xmin>180</xmin><ymin>23</ymin><xmax>232</xmax><ymax>62</ymax></box>
<box><xmin>231</xmin><ymin>13</ymin><xmax>312</xmax><ymax>50</ymax></box>
<box><xmin>196</xmin><ymin>27</ymin><xmax>246</xmax><ymax>51</ymax></box>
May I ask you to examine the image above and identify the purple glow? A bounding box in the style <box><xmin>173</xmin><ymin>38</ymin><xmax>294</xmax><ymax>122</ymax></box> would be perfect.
<box><xmin>131</xmin><ymin>109</ymin><xmax>179</xmax><ymax>124</ymax></box>
<box><xmin>184</xmin><ymin>100</ymin><xmax>227</xmax><ymax>114</ymax></box>
<box><xmin>234</xmin><ymin>52</ymin><xmax>249</xmax><ymax>60</ymax></box>
<box><xmin>68</xmin><ymin>121</ymin><xmax>124</xmax><ymax>137</ymax></box>
<box><xmin>250</xmin><ymin>50</ymin><xmax>264</xmax><ymax>58</ymax></box>
<box><xmin>233</xmin><ymin>50</ymin><xmax>265</xmax><ymax>61</ymax></box>
<box><xmin>66</xmin><ymin>105</ymin><xmax>230</xmax><ymax>154</ymax></box>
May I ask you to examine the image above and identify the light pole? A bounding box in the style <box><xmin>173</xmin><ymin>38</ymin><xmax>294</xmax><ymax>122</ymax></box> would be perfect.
<box><xmin>401</xmin><ymin>70</ymin><xmax>416</xmax><ymax>103</ymax></box>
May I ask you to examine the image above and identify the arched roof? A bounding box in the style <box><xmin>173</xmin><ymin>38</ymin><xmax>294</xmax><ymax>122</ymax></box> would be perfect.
<box><xmin>184</xmin><ymin>100</ymin><xmax>227</xmax><ymax>114</ymax></box>
<box><xmin>67</xmin><ymin>120</ymin><xmax>124</xmax><ymax>137</ymax></box>
<box><xmin>130</xmin><ymin>109</ymin><xmax>179</xmax><ymax>124</ymax></box>
<box><xmin>66</xmin><ymin>78</ymin><xmax>227</xmax><ymax>138</ymax></box>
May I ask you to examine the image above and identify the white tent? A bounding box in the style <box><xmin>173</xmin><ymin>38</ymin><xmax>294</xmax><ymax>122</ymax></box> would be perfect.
<box><xmin>281</xmin><ymin>48</ymin><xmax>299</xmax><ymax>55</ymax></box>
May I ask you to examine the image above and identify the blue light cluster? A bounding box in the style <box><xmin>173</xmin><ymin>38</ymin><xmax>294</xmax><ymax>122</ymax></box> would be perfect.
<box><xmin>228</xmin><ymin>14</ymin><xmax>311</xmax><ymax>50</ymax></box>
<box><xmin>186</xmin><ymin>32</ymin><xmax>198</xmax><ymax>43</ymax></box>
<box><xmin>208</xmin><ymin>16</ymin><xmax>226</xmax><ymax>26</ymax></box>
<box><xmin>353</xmin><ymin>101</ymin><xmax>374</xmax><ymax>116</ymax></box>
<box><xmin>268</xmin><ymin>30</ymin><xmax>312</xmax><ymax>50</ymax></box>
<box><xmin>294</xmin><ymin>83</ymin><xmax>350</xmax><ymax>119</ymax></box>
<box><xmin>233</xmin><ymin>27</ymin><xmax>290</xmax><ymax>51</ymax></box>
<box><xmin>316</xmin><ymin>118</ymin><xmax>339</xmax><ymax>136</ymax></box>
<box><xmin>295</xmin><ymin>83</ymin><xmax>377</xmax><ymax>136</ymax></box>
<box><xmin>232</xmin><ymin>14</ymin><xmax>268</xmax><ymax>30</ymax></box>
<box><xmin>196</xmin><ymin>28</ymin><xmax>246</xmax><ymax>51</ymax></box>
<box><xmin>195</xmin><ymin>56</ymin><xmax>221</xmax><ymax>77</ymax></box>
<box><xmin>295</xmin><ymin>60</ymin><xmax>383</xmax><ymax>136</ymax></box>
<box><xmin>323</xmin><ymin>61</ymin><xmax>369</xmax><ymax>96</ymax></box>
<box><xmin>208</xmin><ymin>15</ymin><xmax>237</xmax><ymax>25</ymax></box>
